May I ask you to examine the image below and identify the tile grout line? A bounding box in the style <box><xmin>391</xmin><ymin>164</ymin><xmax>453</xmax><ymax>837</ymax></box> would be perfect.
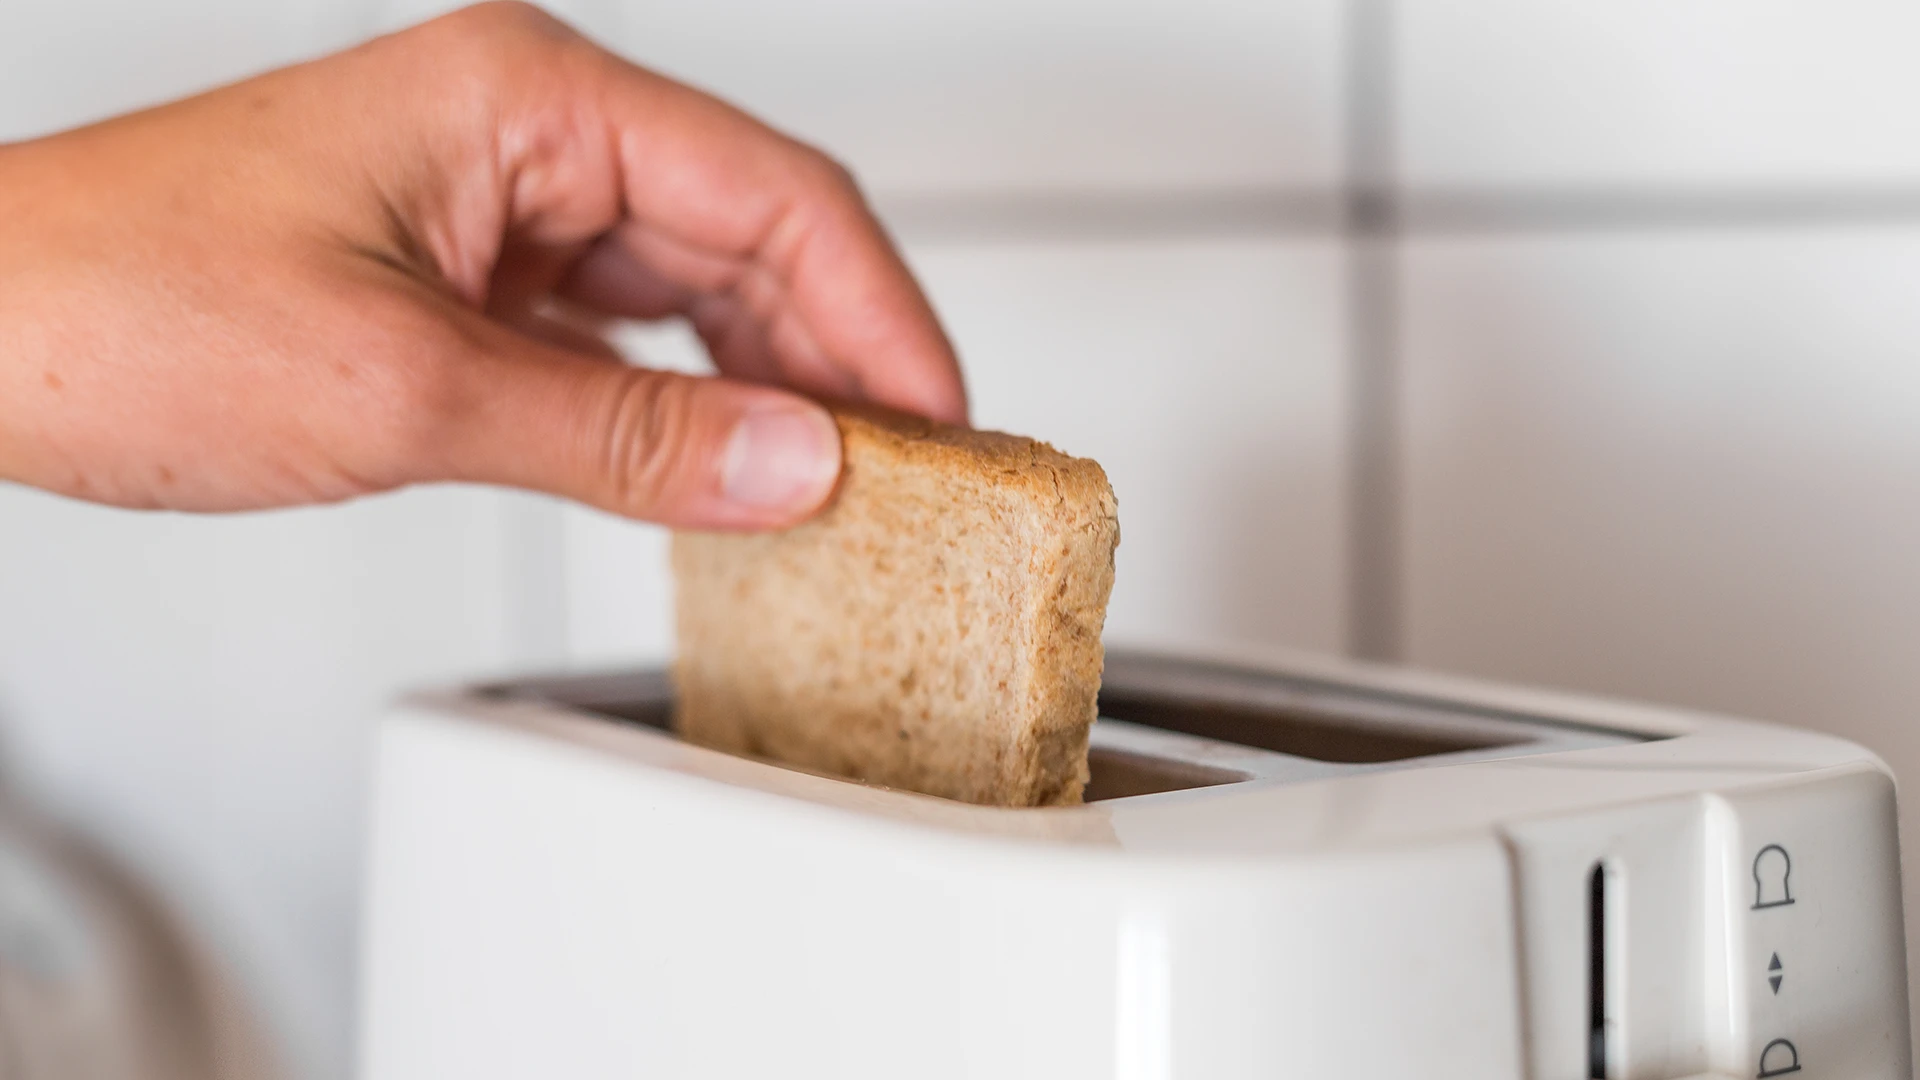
<box><xmin>1345</xmin><ymin>0</ymin><xmax>1404</xmax><ymax>663</ymax></box>
<box><xmin>878</xmin><ymin>188</ymin><xmax>1920</xmax><ymax>243</ymax></box>
<box><xmin>877</xmin><ymin>190</ymin><xmax>1343</xmax><ymax>242</ymax></box>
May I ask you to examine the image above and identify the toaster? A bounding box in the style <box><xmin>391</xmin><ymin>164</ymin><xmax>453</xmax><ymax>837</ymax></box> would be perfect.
<box><xmin>357</xmin><ymin>645</ymin><xmax>1910</xmax><ymax>1079</ymax></box>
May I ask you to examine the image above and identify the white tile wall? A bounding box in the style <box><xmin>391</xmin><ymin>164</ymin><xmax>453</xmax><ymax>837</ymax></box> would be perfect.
<box><xmin>0</xmin><ymin>0</ymin><xmax>375</xmax><ymax>140</ymax></box>
<box><xmin>379</xmin><ymin>0</ymin><xmax>1347</xmax><ymax>196</ymax></box>
<box><xmin>0</xmin><ymin>485</ymin><xmax>531</xmax><ymax>1080</ymax></box>
<box><xmin>1399</xmin><ymin>226</ymin><xmax>1920</xmax><ymax>1029</ymax></box>
<box><xmin>908</xmin><ymin>238</ymin><xmax>1350</xmax><ymax>652</ymax></box>
<box><xmin>1396</xmin><ymin>1</ymin><xmax>1920</xmax><ymax>188</ymax></box>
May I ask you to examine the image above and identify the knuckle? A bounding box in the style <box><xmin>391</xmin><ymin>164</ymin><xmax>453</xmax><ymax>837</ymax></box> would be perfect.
<box><xmin>599</xmin><ymin>372</ymin><xmax>703</xmax><ymax>514</ymax></box>
<box><xmin>445</xmin><ymin>1</ymin><xmax>571</xmax><ymax>41</ymax></box>
<box><xmin>795</xmin><ymin>143</ymin><xmax>863</xmax><ymax>202</ymax></box>
<box><xmin>400</xmin><ymin>3</ymin><xmax>607</xmax><ymax>147</ymax></box>
<box><xmin>412</xmin><ymin>2</ymin><xmax>578</xmax><ymax>79</ymax></box>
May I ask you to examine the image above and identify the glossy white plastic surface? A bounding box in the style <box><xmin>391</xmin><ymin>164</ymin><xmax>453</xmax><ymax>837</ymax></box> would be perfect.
<box><xmin>358</xmin><ymin>644</ymin><xmax>1910</xmax><ymax>1079</ymax></box>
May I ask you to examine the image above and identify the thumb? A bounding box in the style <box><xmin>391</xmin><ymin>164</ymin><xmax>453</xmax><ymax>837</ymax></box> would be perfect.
<box><xmin>437</xmin><ymin>337</ymin><xmax>843</xmax><ymax>529</ymax></box>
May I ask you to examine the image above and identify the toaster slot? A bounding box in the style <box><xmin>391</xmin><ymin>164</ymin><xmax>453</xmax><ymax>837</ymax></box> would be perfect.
<box><xmin>1094</xmin><ymin>687</ymin><xmax>1505</xmax><ymax>763</ymax></box>
<box><xmin>1093</xmin><ymin>651</ymin><xmax>1645</xmax><ymax>772</ymax></box>
<box><xmin>1079</xmin><ymin>746</ymin><xmax>1246</xmax><ymax>801</ymax></box>
<box><xmin>480</xmin><ymin>650</ymin><xmax>1648</xmax><ymax>804</ymax></box>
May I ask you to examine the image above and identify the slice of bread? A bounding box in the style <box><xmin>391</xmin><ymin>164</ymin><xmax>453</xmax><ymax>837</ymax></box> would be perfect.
<box><xmin>671</xmin><ymin>404</ymin><xmax>1119</xmax><ymax>807</ymax></box>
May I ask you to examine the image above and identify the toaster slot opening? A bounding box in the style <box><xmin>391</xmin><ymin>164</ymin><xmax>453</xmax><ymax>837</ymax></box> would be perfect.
<box><xmin>1081</xmin><ymin>747</ymin><xmax>1245</xmax><ymax>801</ymax></box>
<box><xmin>478</xmin><ymin>652</ymin><xmax>1646</xmax><ymax>804</ymax></box>
<box><xmin>1095</xmin><ymin>687</ymin><xmax>1512</xmax><ymax>764</ymax></box>
<box><xmin>476</xmin><ymin>672</ymin><xmax>1250</xmax><ymax>800</ymax></box>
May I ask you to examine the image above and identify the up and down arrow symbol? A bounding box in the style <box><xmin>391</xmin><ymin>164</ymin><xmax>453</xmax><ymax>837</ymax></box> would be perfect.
<box><xmin>1768</xmin><ymin>952</ymin><xmax>1784</xmax><ymax>995</ymax></box>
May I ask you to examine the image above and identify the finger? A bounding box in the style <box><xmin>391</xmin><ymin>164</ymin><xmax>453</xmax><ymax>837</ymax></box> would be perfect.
<box><xmin>558</xmin><ymin>231</ymin><xmax>693</xmax><ymax>321</ymax></box>
<box><xmin>685</xmin><ymin>292</ymin><xmax>791</xmax><ymax>388</ymax></box>
<box><xmin>433</xmin><ymin>325</ymin><xmax>842</xmax><ymax>529</ymax></box>
<box><xmin>561</xmin><ymin>229</ymin><xmax>840</xmax><ymax>394</ymax></box>
<box><xmin>507</xmin><ymin>45</ymin><xmax>969</xmax><ymax>423</ymax></box>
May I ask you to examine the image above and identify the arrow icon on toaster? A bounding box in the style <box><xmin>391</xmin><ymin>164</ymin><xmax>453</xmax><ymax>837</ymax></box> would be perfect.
<box><xmin>1768</xmin><ymin>952</ymin><xmax>1783</xmax><ymax>994</ymax></box>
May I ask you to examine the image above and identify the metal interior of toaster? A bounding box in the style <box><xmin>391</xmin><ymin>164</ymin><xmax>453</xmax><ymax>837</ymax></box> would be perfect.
<box><xmin>479</xmin><ymin>651</ymin><xmax>1651</xmax><ymax>803</ymax></box>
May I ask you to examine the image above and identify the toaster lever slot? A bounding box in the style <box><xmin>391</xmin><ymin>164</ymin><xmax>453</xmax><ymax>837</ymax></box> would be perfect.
<box><xmin>1589</xmin><ymin>862</ymin><xmax>1610</xmax><ymax>1078</ymax></box>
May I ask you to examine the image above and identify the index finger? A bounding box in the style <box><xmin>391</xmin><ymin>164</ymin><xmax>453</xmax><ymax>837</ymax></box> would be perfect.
<box><xmin>498</xmin><ymin>27</ymin><xmax>968</xmax><ymax>424</ymax></box>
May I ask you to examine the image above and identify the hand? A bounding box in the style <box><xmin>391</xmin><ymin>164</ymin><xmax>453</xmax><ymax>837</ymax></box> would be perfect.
<box><xmin>0</xmin><ymin>1</ymin><xmax>966</xmax><ymax>529</ymax></box>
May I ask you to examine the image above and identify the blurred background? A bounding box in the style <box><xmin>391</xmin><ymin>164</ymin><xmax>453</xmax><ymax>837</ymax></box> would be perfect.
<box><xmin>5</xmin><ymin>1</ymin><xmax>1920</xmax><ymax>1076</ymax></box>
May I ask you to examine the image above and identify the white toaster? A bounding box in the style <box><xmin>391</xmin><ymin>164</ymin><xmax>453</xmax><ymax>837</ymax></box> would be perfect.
<box><xmin>357</xmin><ymin>645</ymin><xmax>1910</xmax><ymax>1080</ymax></box>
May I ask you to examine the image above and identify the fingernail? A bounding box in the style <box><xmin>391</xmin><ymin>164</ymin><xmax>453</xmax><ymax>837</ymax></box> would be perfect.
<box><xmin>720</xmin><ymin>404</ymin><xmax>841</xmax><ymax>511</ymax></box>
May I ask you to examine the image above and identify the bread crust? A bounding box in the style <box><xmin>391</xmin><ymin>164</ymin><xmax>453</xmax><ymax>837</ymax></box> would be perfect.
<box><xmin>672</xmin><ymin>404</ymin><xmax>1119</xmax><ymax>806</ymax></box>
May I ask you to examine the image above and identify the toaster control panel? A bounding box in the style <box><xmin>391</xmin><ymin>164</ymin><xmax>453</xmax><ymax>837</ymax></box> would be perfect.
<box><xmin>1706</xmin><ymin>770</ymin><xmax>1907</xmax><ymax>1080</ymax></box>
<box><xmin>1504</xmin><ymin>766</ymin><xmax>1908</xmax><ymax>1080</ymax></box>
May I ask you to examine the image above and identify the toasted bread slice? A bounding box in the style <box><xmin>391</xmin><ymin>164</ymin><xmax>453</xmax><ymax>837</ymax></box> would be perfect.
<box><xmin>672</xmin><ymin>404</ymin><xmax>1119</xmax><ymax>806</ymax></box>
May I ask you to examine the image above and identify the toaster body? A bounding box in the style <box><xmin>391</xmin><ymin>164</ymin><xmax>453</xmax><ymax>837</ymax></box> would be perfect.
<box><xmin>358</xmin><ymin>646</ymin><xmax>1910</xmax><ymax>1080</ymax></box>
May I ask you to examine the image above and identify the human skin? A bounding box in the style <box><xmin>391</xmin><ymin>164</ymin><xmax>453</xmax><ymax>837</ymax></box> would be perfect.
<box><xmin>0</xmin><ymin>1</ymin><xmax>967</xmax><ymax>529</ymax></box>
